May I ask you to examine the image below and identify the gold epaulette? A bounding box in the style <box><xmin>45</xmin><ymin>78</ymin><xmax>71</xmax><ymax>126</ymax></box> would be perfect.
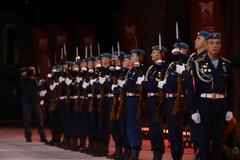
<box><xmin>194</xmin><ymin>56</ymin><xmax>205</xmax><ymax>63</ymax></box>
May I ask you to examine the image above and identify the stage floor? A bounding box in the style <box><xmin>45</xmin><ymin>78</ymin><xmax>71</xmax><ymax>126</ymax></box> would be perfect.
<box><xmin>0</xmin><ymin>128</ymin><xmax>194</xmax><ymax>160</ymax></box>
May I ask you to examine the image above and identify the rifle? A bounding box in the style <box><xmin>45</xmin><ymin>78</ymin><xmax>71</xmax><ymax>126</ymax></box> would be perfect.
<box><xmin>98</xmin><ymin>67</ymin><xmax>105</xmax><ymax>113</ymax></box>
<box><xmin>88</xmin><ymin>71</ymin><xmax>97</xmax><ymax>113</ymax></box>
<box><xmin>109</xmin><ymin>68</ymin><xmax>120</xmax><ymax>120</ymax></box>
<box><xmin>116</xmin><ymin>69</ymin><xmax>126</xmax><ymax>120</ymax></box>
<box><xmin>137</xmin><ymin>65</ymin><xmax>145</xmax><ymax>119</ymax></box>
<box><xmin>155</xmin><ymin>68</ymin><xmax>165</xmax><ymax>123</ymax></box>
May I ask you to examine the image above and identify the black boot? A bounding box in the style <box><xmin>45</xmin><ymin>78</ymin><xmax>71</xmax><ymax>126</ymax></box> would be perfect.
<box><xmin>129</xmin><ymin>149</ymin><xmax>140</xmax><ymax>160</ymax></box>
<box><xmin>45</xmin><ymin>134</ymin><xmax>56</xmax><ymax>145</ymax></box>
<box><xmin>70</xmin><ymin>138</ymin><xmax>79</xmax><ymax>151</ymax></box>
<box><xmin>40</xmin><ymin>134</ymin><xmax>48</xmax><ymax>143</ymax></box>
<box><xmin>107</xmin><ymin>146</ymin><xmax>123</xmax><ymax>160</ymax></box>
<box><xmin>63</xmin><ymin>138</ymin><xmax>71</xmax><ymax>150</ymax></box>
<box><xmin>123</xmin><ymin>147</ymin><xmax>131</xmax><ymax>160</ymax></box>
<box><xmin>153</xmin><ymin>151</ymin><xmax>163</xmax><ymax>160</ymax></box>
<box><xmin>86</xmin><ymin>140</ymin><xmax>94</xmax><ymax>154</ymax></box>
<box><xmin>78</xmin><ymin>139</ymin><xmax>87</xmax><ymax>153</ymax></box>
<box><xmin>92</xmin><ymin>143</ymin><xmax>108</xmax><ymax>157</ymax></box>
<box><xmin>58</xmin><ymin>136</ymin><xmax>68</xmax><ymax>148</ymax></box>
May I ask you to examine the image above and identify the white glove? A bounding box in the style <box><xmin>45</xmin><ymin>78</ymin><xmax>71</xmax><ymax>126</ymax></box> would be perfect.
<box><xmin>225</xmin><ymin>111</ymin><xmax>234</xmax><ymax>122</ymax></box>
<box><xmin>90</xmin><ymin>79</ymin><xmax>96</xmax><ymax>85</ymax></box>
<box><xmin>47</xmin><ymin>73</ymin><xmax>52</xmax><ymax>78</ymax></box>
<box><xmin>50</xmin><ymin>84</ymin><xmax>56</xmax><ymax>90</ymax></box>
<box><xmin>191</xmin><ymin>112</ymin><xmax>201</xmax><ymax>124</ymax></box>
<box><xmin>111</xmin><ymin>84</ymin><xmax>119</xmax><ymax>91</ymax></box>
<box><xmin>40</xmin><ymin>100</ymin><xmax>44</xmax><ymax>106</ymax></box>
<box><xmin>133</xmin><ymin>62</ymin><xmax>140</xmax><ymax>67</ymax></box>
<box><xmin>82</xmin><ymin>81</ymin><xmax>89</xmax><ymax>89</ymax></box>
<box><xmin>99</xmin><ymin>77</ymin><xmax>106</xmax><ymax>84</ymax></box>
<box><xmin>96</xmin><ymin>64</ymin><xmax>101</xmax><ymax>68</ymax></box>
<box><xmin>136</xmin><ymin>76</ymin><xmax>145</xmax><ymax>85</ymax></box>
<box><xmin>175</xmin><ymin>64</ymin><xmax>186</xmax><ymax>74</ymax></box>
<box><xmin>158</xmin><ymin>79</ymin><xmax>166</xmax><ymax>89</ymax></box>
<box><xmin>76</xmin><ymin>77</ymin><xmax>83</xmax><ymax>83</ymax></box>
<box><xmin>39</xmin><ymin>90</ymin><xmax>47</xmax><ymax>97</ymax></box>
<box><xmin>115</xmin><ymin>66</ymin><xmax>121</xmax><ymax>71</ymax></box>
<box><xmin>58</xmin><ymin>76</ymin><xmax>65</xmax><ymax>83</ymax></box>
<box><xmin>118</xmin><ymin>80</ymin><xmax>125</xmax><ymax>87</ymax></box>
<box><xmin>81</xmin><ymin>67</ymin><xmax>87</xmax><ymax>71</ymax></box>
<box><xmin>65</xmin><ymin>77</ymin><xmax>72</xmax><ymax>86</ymax></box>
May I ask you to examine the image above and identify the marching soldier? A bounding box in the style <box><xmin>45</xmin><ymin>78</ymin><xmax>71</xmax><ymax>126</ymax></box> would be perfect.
<box><xmin>118</xmin><ymin>49</ymin><xmax>145</xmax><ymax>160</ymax></box>
<box><xmin>78</xmin><ymin>58</ymin><xmax>88</xmax><ymax>152</ymax></box>
<box><xmin>68</xmin><ymin>62</ymin><xmax>80</xmax><ymax>151</ymax></box>
<box><xmin>108</xmin><ymin>50</ymin><xmax>126</xmax><ymax>159</ymax></box>
<box><xmin>93</xmin><ymin>52</ymin><xmax>112</xmax><ymax>156</ymax></box>
<box><xmin>142</xmin><ymin>44</ymin><xmax>168</xmax><ymax>160</ymax></box>
<box><xmin>45</xmin><ymin>65</ymin><xmax>61</xmax><ymax>146</ymax></box>
<box><xmin>160</xmin><ymin>41</ymin><xmax>192</xmax><ymax>160</ymax></box>
<box><xmin>191</xmin><ymin>32</ymin><xmax>234</xmax><ymax>160</ymax></box>
<box><xmin>57</xmin><ymin>64</ymin><xmax>70</xmax><ymax>149</ymax></box>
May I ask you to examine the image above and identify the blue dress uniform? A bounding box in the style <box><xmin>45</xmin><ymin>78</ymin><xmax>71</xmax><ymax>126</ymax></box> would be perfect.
<box><xmin>191</xmin><ymin>34</ymin><xmax>234</xmax><ymax>159</ymax></box>
<box><xmin>163</xmin><ymin>42</ymin><xmax>192</xmax><ymax>160</ymax></box>
<box><xmin>124</xmin><ymin>49</ymin><xmax>145</xmax><ymax>159</ymax></box>
<box><xmin>142</xmin><ymin>45</ymin><xmax>168</xmax><ymax>159</ymax></box>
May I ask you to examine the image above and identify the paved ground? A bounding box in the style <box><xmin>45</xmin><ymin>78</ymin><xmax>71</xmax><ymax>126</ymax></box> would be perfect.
<box><xmin>0</xmin><ymin>128</ymin><xmax>194</xmax><ymax>160</ymax></box>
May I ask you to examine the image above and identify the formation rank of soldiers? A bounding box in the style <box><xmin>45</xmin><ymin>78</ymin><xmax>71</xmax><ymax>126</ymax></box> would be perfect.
<box><xmin>37</xmin><ymin>29</ymin><xmax>234</xmax><ymax>160</ymax></box>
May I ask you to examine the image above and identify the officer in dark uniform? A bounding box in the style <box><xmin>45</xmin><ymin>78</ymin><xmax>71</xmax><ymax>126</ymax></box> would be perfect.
<box><xmin>118</xmin><ymin>49</ymin><xmax>145</xmax><ymax>160</ymax></box>
<box><xmin>45</xmin><ymin>65</ymin><xmax>61</xmax><ymax>146</ymax></box>
<box><xmin>20</xmin><ymin>66</ymin><xmax>47</xmax><ymax>142</ymax></box>
<box><xmin>186</xmin><ymin>31</ymin><xmax>210</xmax><ymax>158</ymax></box>
<box><xmin>161</xmin><ymin>42</ymin><xmax>192</xmax><ymax>160</ymax></box>
<box><xmin>142</xmin><ymin>45</ymin><xmax>168</xmax><ymax>160</ymax></box>
<box><xmin>186</xmin><ymin>31</ymin><xmax>210</xmax><ymax>70</ymax></box>
<box><xmin>191</xmin><ymin>32</ymin><xmax>234</xmax><ymax>160</ymax></box>
<box><xmin>93</xmin><ymin>52</ymin><xmax>112</xmax><ymax>156</ymax></box>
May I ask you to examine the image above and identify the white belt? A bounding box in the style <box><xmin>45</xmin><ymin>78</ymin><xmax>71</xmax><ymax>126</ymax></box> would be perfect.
<box><xmin>126</xmin><ymin>92</ymin><xmax>140</xmax><ymax>97</ymax></box>
<box><xmin>165</xmin><ymin>93</ymin><xmax>184</xmax><ymax>98</ymax></box>
<box><xmin>97</xmin><ymin>94</ymin><xmax>101</xmax><ymax>99</ymax></box>
<box><xmin>105</xmin><ymin>93</ymin><xmax>114</xmax><ymax>98</ymax></box>
<box><xmin>147</xmin><ymin>92</ymin><xmax>159</xmax><ymax>97</ymax></box>
<box><xmin>59</xmin><ymin>96</ymin><xmax>67</xmax><ymax>100</ymax></box>
<box><xmin>88</xmin><ymin>94</ymin><xmax>93</xmax><ymax>97</ymax></box>
<box><xmin>200</xmin><ymin>93</ymin><xmax>226</xmax><ymax>99</ymax></box>
<box><xmin>70</xmin><ymin>96</ymin><xmax>78</xmax><ymax>99</ymax></box>
<box><xmin>79</xmin><ymin>96</ymin><xmax>84</xmax><ymax>99</ymax></box>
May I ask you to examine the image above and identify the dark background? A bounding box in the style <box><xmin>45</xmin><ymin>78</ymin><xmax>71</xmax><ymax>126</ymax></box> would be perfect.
<box><xmin>0</xmin><ymin>0</ymin><xmax>239</xmax><ymax>125</ymax></box>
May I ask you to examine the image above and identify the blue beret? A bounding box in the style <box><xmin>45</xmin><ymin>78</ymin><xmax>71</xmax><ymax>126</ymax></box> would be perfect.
<box><xmin>95</xmin><ymin>56</ymin><xmax>101</xmax><ymax>61</ymax></box>
<box><xmin>101</xmin><ymin>52</ymin><xmax>112</xmax><ymax>58</ymax></box>
<box><xmin>66</xmin><ymin>61</ymin><xmax>74</xmax><ymax>65</ymax></box>
<box><xmin>81</xmin><ymin>59</ymin><xmax>87</xmax><ymax>62</ymax></box>
<box><xmin>131</xmin><ymin>48</ymin><xmax>145</xmax><ymax>56</ymax></box>
<box><xmin>87</xmin><ymin>56</ymin><xmax>95</xmax><ymax>61</ymax></box>
<box><xmin>174</xmin><ymin>42</ymin><xmax>189</xmax><ymax>49</ymax></box>
<box><xmin>197</xmin><ymin>31</ymin><xmax>211</xmax><ymax>39</ymax></box>
<box><xmin>124</xmin><ymin>54</ymin><xmax>131</xmax><ymax>59</ymax></box>
<box><xmin>207</xmin><ymin>32</ymin><xmax>222</xmax><ymax>40</ymax></box>
<box><xmin>152</xmin><ymin>45</ymin><xmax>168</xmax><ymax>53</ymax></box>
<box><xmin>113</xmin><ymin>51</ymin><xmax>126</xmax><ymax>58</ymax></box>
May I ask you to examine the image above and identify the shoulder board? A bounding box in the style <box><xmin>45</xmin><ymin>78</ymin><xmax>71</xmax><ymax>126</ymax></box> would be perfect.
<box><xmin>220</xmin><ymin>57</ymin><xmax>231</xmax><ymax>64</ymax></box>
